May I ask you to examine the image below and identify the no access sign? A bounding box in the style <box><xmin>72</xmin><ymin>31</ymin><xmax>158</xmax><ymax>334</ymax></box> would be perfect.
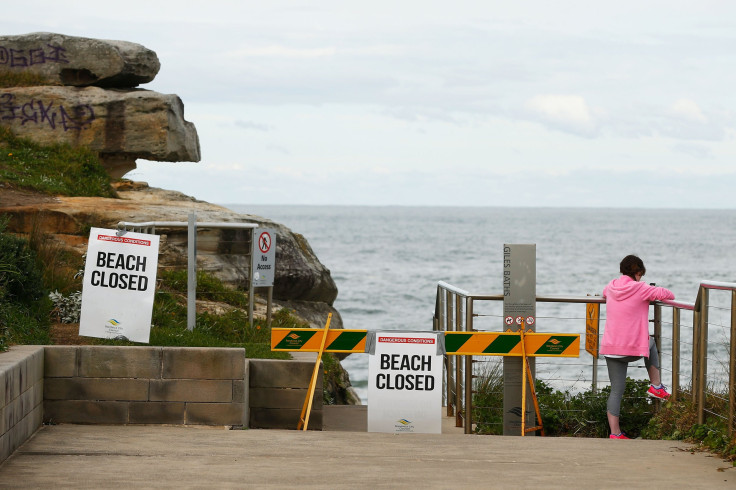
<box><xmin>252</xmin><ymin>228</ymin><xmax>276</xmax><ymax>287</ymax></box>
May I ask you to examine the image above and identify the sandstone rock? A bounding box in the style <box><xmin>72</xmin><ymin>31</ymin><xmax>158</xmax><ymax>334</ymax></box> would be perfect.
<box><xmin>0</xmin><ymin>32</ymin><xmax>160</xmax><ymax>87</ymax></box>
<box><xmin>0</xmin><ymin>86</ymin><xmax>200</xmax><ymax>177</ymax></box>
<box><xmin>1</xmin><ymin>182</ymin><xmax>338</xmax><ymax>305</ymax></box>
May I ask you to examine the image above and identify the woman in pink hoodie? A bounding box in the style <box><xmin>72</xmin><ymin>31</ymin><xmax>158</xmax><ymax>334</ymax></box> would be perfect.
<box><xmin>600</xmin><ymin>255</ymin><xmax>674</xmax><ymax>439</ymax></box>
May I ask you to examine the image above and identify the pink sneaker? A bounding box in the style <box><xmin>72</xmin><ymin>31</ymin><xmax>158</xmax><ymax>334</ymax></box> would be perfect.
<box><xmin>647</xmin><ymin>384</ymin><xmax>670</xmax><ymax>400</ymax></box>
<box><xmin>609</xmin><ymin>433</ymin><xmax>629</xmax><ymax>439</ymax></box>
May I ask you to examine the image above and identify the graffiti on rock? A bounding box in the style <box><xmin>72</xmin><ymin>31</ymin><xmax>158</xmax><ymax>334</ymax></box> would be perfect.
<box><xmin>0</xmin><ymin>93</ymin><xmax>95</xmax><ymax>131</ymax></box>
<box><xmin>0</xmin><ymin>44</ymin><xmax>70</xmax><ymax>67</ymax></box>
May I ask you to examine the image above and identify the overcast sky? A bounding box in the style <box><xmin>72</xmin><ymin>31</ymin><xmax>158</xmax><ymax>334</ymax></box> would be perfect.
<box><xmin>3</xmin><ymin>1</ymin><xmax>736</xmax><ymax>208</ymax></box>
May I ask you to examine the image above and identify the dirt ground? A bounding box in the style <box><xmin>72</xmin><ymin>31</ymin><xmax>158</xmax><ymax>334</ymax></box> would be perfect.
<box><xmin>49</xmin><ymin>323</ymin><xmax>93</xmax><ymax>345</ymax></box>
<box><xmin>0</xmin><ymin>185</ymin><xmax>60</xmax><ymax>207</ymax></box>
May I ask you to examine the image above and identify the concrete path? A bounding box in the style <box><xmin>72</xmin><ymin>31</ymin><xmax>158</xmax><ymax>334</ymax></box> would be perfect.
<box><xmin>1</xmin><ymin>424</ymin><xmax>733</xmax><ymax>489</ymax></box>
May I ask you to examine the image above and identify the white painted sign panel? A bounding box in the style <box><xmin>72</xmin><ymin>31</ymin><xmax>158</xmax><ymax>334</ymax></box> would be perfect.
<box><xmin>79</xmin><ymin>228</ymin><xmax>160</xmax><ymax>343</ymax></box>
<box><xmin>367</xmin><ymin>331</ymin><xmax>443</xmax><ymax>434</ymax></box>
<box><xmin>252</xmin><ymin>228</ymin><xmax>276</xmax><ymax>287</ymax></box>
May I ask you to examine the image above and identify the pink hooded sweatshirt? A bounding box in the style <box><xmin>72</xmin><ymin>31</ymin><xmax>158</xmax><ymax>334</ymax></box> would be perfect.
<box><xmin>600</xmin><ymin>275</ymin><xmax>675</xmax><ymax>357</ymax></box>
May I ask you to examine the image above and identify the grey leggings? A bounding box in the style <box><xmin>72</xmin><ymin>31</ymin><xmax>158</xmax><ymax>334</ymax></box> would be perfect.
<box><xmin>605</xmin><ymin>337</ymin><xmax>660</xmax><ymax>417</ymax></box>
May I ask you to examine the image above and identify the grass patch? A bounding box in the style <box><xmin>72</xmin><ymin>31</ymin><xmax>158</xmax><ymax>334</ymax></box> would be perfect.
<box><xmin>0</xmin><ymin>71</ymin><xmax>57</xmax><ymax>88</ymax></box>
<box><xmin>158</xmin><ymin>269</ymin><xmax>250</xmax><ymax>309</ymax></box>
<box><xmin>0</xmin><ymin>127</ymin><xmax>116</xmax><ymax>198</ymax></box>
<box><xmin>91</xmin><ymin>272</ymin><xmax>302</xmax><ymax>359</ymax></box>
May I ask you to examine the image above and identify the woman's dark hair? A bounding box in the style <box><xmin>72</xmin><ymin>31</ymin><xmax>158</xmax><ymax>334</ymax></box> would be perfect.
<box><xmin>620</xmin><ymin>255</ymin><xmax>646</xmax><ymax>279</ymax></box>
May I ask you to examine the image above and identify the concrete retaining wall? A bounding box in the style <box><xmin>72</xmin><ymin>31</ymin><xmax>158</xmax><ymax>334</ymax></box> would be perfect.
<box><xmin>0</xmin><ymin>346</ymin><xmax>324</xmax><ymax>465</ymax></box>
<box><xmin>249</xmin><ymin>359</ymin><xmax>322</xmax><ymax>430</ymax></box>
<box><xmin>43</xmin><ymin>346</ymin><xmax>248</xmax><ymax>426</ymax></box>
<box><xmin>0</xmin><ymin>346</ymin><xmax>44</xmax><ymax>464</ymax></box>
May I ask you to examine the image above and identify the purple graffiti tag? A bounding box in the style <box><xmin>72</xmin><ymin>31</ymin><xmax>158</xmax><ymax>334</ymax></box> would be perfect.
<box><xmin>0</xmin><ymin>47</ymin><xmax>8</xmax><ymax>65</ymax></box>
<box><xmin>45</xmin><ymin>45</ymin><xmax>69</xmax><ymax>64</ymax></box>
<box><xmin>1</xmin><ymin>93</ymin><xmax>94</xmax><ymax>131</ymax></box>
<box><xmin>9</xmin><ymin>49</ymin><xmax>28</xmax><ymax>67</ymax></box>
<box><xmin>0</xmin><ymin>93</ymin><xmax>20</xmax><ymax>121</ymax></box>
<box><xmin>60</xmin><ymin>104</ymin><xmax>95</xmax><ymax>131</ymax></box>
<box><xmin>21</xmin><ymin>100</ymin><xmax>38</xmax><ymax>125</ymax></box>
<box><xmin>36</xmin><ymin>99</ymin><xmax>56</xmax><ymax>129</ymax></box>
<box><xmin>29</xmin><ymin>48</ymin><xmax>46</xmax><ymax>65</ymax></box>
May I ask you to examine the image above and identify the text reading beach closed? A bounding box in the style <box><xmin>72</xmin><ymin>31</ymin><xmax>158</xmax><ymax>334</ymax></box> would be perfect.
<box><xmin>79</xmin><ymin>228</ymin><xmax>160</xmax><ymax>343</ymax></box>
<box><xmin>368</xmin><ymin>332</ymin><xmax>442</xmax><ymax>434</ymax></box>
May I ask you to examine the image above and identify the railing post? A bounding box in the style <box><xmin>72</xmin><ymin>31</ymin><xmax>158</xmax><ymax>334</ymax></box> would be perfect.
<box><xmin>653</xmin><ymin>303</ymin><xmax>662</xmax><ymax>408</ymax></box>
<box><xmin>187</xmin><ymin>213</ymin><xmax>197</xmax><ymax>332</ymax></box>
<box><xmin>671</xmin><ymin>307</ymin><xmax>680</xmax><ymax>401</ymax></box>
<box><xmin>464</xmin><ymin>297</ymin><xmax>474</xmax><ymax>434</ymax></box>
<box><xmin>697</xmin><ymin>287</ymin><xmax>709</xmax><ymax>425</ymax></box>
<box><xmin>730</xmin><ymin>290</ymin><xmax>735</xmax><ymax>438</ymax></box>
<box><xmin>455</xmin><ymin>293</ymin><xmax>463</xmax><ymax>427</ymax></box>
<box><xmin>266</xmin><ymin>286</ymin><xmax>273</xmax><ymax>327</ymax></box>
<box><xmin>692</xmin><ymin>299</ymin><xmax>700</xmax><ymax>405</ymax></box>
<box><xmin>446</xmin><ymin>290</ymin><xmax>454</xmax><ymax>417</ymax></box>
<box><xmin>247</xmin><ymin>229</ymin><xmax>254</xmax><ymax>327</ymax></box>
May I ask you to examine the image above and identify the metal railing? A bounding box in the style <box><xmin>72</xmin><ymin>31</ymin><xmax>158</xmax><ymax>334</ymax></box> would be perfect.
<box><xmin>435</xmin><ymin>280</ymin><xmax>736</xmax><ymax>437</ymax></box>
<box><xmin>118</xmin><ymin>214</ymin><xmax>269</xmax><ymax>330</ymax></box>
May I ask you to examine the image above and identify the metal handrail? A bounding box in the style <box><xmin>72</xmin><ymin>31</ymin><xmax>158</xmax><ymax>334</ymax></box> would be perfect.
<box><xmin>118</xmin><ymin>216</ymin><xmax>266</xmax><ymax>330</ymax></box>
<box><xmin>436</xmin><ymin>280</ymin><xmax>736</xmax><ymax>437</ymax></box>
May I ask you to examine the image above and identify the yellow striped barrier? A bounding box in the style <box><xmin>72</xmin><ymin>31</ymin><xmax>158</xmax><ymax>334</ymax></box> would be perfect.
<box><xmin>271</xmin><ymin>329</ymin><xmax>579</xmax><ymax>357</ymax></box>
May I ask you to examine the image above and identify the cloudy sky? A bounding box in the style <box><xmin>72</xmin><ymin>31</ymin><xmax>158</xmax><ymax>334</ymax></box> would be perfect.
<box><xmin>4</xmin><ymin>1</ymin><xmax>736</xmax><ymax>208</ymax></box>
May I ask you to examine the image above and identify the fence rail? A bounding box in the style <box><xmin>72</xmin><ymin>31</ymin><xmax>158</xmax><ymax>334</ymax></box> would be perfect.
<box><xmin>118</xmin><ymin>214</ymin><xmax>269</xmax><ymax>330</ymax></box>
<box><xmin>434</xmin><ymin>280</ymin><xmax>736</xmax><ymax>437</ymax></box>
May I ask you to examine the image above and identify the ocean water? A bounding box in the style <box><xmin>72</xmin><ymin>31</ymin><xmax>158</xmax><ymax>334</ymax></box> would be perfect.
<box><xmin>227</xmin><ymin>205</ymin><xmax>736</xmax><ymax>403</ymax></box>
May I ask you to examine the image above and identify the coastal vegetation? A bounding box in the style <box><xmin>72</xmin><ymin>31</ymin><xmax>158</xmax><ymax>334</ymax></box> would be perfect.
<box><xmin>473</xmin><ymin>359</ymin><xmax>736</xmax><ymax>462</ymax></box>
<box><xmin>0</xmin><ymin>127</ymin><xmax>116</xmax><ymax>198</ymax></box>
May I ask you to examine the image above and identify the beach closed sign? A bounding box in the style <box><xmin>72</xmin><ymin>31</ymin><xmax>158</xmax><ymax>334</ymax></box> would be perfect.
<box><xmin>367</xmin><ymin>331</ymin><xmax>442</xmax><ymax>434</ymax></box>
<box><xmin>79</xmin><ymin>228</ymin><xmax>160</xmax><ymax>343</ymax></box>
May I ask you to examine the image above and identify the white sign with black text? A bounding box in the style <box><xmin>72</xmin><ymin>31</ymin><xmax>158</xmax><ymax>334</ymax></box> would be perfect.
<box><xmin>367</xmin><ymin>331</ymin><xmax>442</xmax><ymax>434</ymax></box>
<box><xmin>78</xmin><ymin>228</ymin><xmax>160</xmax><ymax>343</ymax></box>
<box><xmin>252</xmin><ymin>228</ymin><xmax>276</xmax><ymax>287</ymax></box>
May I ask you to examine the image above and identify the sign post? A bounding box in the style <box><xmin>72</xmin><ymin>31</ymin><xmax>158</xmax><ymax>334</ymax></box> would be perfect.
<box><xmin>586</xmin><ymin>302</ymin><xmax>600</xmax><ymax>392</ymax></box>
<box><xmin>252</xmin><ymin>228</ymin><xmax>276</xmax><ymax>287</ymax></box>
<box><xmin>367</xmin><ymin>331</ymin><xmax>443</xmax><ymax>434</ymax></box>
<box><xmin>502</xmin><ymin>244</ymin><xmax>536</xmax><ymax>435</ymax></box>
<box><xmin>250</xmin><ymin>228</ymin><xmax>276</xmax><ymax>326</ymax></box>
<box><xmin>79</xmin><ymin>228</ymin><xmax>160</xmax><ymax>343</ymax></box>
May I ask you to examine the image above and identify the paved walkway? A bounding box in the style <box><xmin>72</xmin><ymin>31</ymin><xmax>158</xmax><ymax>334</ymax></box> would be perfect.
<box><xmin>1</xmin><ymin>423</ymin><xmax>733</xmax><ymax>488</ymax></box>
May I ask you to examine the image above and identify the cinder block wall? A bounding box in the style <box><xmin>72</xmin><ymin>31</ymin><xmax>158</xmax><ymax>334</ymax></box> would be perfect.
<box><xmin>43</xmin><ymin>346</ymin><xmax>247</xmax><ymax>426</ymax></box>
<box><xmin>0</xmin><ymin>346</ymin><xmax>44</xmax><ymax>464</ymax></box>
<box><xmin>249</xmin><ymin>359</ymin><xmax>322</xmax><ymax>430</ymax></box>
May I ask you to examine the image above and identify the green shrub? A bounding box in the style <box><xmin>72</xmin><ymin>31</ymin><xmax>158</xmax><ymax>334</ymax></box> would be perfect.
<box><xmin>472</xmin><ymin>360</ymin><xmax>504</xmax><ymax>434</ymax></box>
<box><xmin>644</xmin><ymin>396</ymin><xmax>736</xmax><ymax>463</ymax></box>
<box><xmin>472</xmin><ymin>361</ymin><xmax>656</xmax><ymax>438</ymax></box>
<box><xmin>0</xmin><ymin>220</ymin><xmax>51</xmax><ymax>349</ymax></box>
<box><xmin>0</xmin><ymin>224</ymin><xmax>45</xmax><ymax>304</ymax></box>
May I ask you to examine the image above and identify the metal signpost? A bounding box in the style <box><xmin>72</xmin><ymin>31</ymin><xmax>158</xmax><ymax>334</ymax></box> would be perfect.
<box><xmin>251</xmin><ymin>228</ymin><xmax>276</xmax><ymax>326</ymax></box>
<box><xmin>502</xmin><ymin>244</ymin><xmax>537</xmax><ymax>435</ymax></box>
<box><xmin>586</xmin><ymin>302</ymin><xmax>600</xmax><ymax>393</ymax></box>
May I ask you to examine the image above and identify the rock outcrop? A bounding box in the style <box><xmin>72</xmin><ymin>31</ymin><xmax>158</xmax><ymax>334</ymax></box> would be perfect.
<box><xmin>0</xmin><ymin>33</ymin><xmax>198</xmax><ymax>178</ymax></box>
<box><xmin>0</xmin><ymin>32</ymin><xmax>160</xmax><ymax>87</ymax></box>
<box><xmin>0</xmin><ymin>86</ymin><xmax>200</xmax><ymax>177</ymax></box>
<box><xmin>2</xmin><ymin>181</ymin><xmax>338</xmax><ymax>309</ymax></box>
